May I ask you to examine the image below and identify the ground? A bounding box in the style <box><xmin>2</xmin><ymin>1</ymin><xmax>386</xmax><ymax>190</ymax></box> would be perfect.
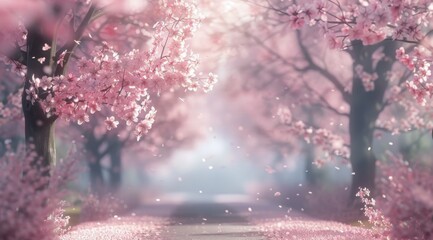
<box><xmin>61</xmin><ymin>198</ymin><xmax>373</xmax><ymax>240</ymax></box>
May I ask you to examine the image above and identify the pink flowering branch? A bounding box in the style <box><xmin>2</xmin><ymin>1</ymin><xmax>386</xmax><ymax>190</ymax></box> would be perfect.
<box><xmin>25</xmin><ymin>0</ymin><xmax>217</xmax><ymax>141</ymax></box>
<box><xmin>355</xmin><ymin>153</ymin><xmax>433</xmax><ymax>239</ymax></box>
<box><xmin>356</xmin><ymin>188</ymin><xmax>391</xmax><ymax>236</ymax></box>
<box><xmin>232</xmin><ymin>0</ymin><xmax>433</xmax><ymax>202</ymax></box>
<box><xmin>0</xmin><ymin>0</ymin><xmax>217</xmax><ymax>169</ymax></box>
<box><xmin>277</xmin><ymin>106</ymin><xmax>349</xmax><ymax>166</ymax></box>
<box><xmin>251</xmin><ymin>0</ymin><xmax>433</xmax><ymax>104</ymax></box>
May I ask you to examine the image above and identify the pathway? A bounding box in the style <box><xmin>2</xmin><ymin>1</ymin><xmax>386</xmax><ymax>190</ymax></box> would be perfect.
<box><xmin>62</xmin><ymin>199</ymin><xmax>372</xmax><ymax>239</ymax></box>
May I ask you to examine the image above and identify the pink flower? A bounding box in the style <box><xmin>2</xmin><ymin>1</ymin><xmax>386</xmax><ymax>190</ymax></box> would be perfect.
<box><xmin>40</xmin><ymin>76</ymin><xmax>52</xmax><ymax>91</ymax></box>
<box><xmin>57</xmin><ymin>50</ymin><xmax>67</xmax><ymax>67</ymax></box>
<box><xmin>77</xmin><ymin>113</ymin><xmax>90</xmax><ymax>125</ymax></box>
<box><xmin>289</xmin><ymin>15</ymin><xmax>305</xmax><ymax>29</ymax></box>
<box><xmin>105</xmin><ymin>116</ymin><xmax>119</xmax><ymax>130</ymax></box>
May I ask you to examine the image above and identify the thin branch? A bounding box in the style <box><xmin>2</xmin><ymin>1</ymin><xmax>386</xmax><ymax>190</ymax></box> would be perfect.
<box><xmin>7</xmin><ymin>47</ymin><xmax>27</xmax><ymax>65</ymax></box>
<box><xmin>54</xmin><ymin>5</ymin><xmax>97</xmax><ymax>75</ymax></box>
<box><xmin>303</xmin><ymin>82</ymin><xmax>350</xmax><ymax>117</ymax></box>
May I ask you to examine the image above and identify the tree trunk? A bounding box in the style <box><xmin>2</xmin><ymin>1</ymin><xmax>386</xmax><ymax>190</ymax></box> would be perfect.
<box><xmin>21</xmin><ymin>5</ymin><xmax>92</xmax><ymax>170</ymax></box>
<box><xmin>83</xmin><ymin>131</ymin><xmax>108</xmax><ymax>194</ymax></box>
<box><xmin>89</xmin><ymin>160</ymin><xmax>105</xmax><ymax>195</ymax></box>
<box><xmin>22</xmin><ymin>25</ymin><xmax>57</xmax><ymax>171</ymax></box>
<box><xmin>348</xmin><ymin>40</ymin><xmax>396</xmax><ymax>202</ymax></box>
<box><xmin>304</xmin><ymin>142</ymin><xmax>318</xmax><ymax>186</ymax></box>
<box><xmin>349</xmin><ymin>111</ymin><xmax>376</xmax><ymax>201</ymax></box>
<box><xmin>109</xmin><ymin>140</ymin><xmax>122</xmax><ymax>191</ymax></box>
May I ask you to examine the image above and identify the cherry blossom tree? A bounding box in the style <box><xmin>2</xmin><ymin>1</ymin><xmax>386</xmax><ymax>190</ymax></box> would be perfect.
<box><xmin>209</xmin><ymin>0</ymin><xmax>433</xmax><ymax>203</ymax></box>
<box><xmin>267</xmin><ymin>0</ymin><xmax>433</xmax><ymax>201</ymax></box>
<box><xmin>277</xmin><ymin>0</ymin><xmax>433</xmax><ymax>103</ymax></box>
<box><xmin>1</xmin><ymin>0</ymin><xmax>216</xmax><ymax>170</ymax></box>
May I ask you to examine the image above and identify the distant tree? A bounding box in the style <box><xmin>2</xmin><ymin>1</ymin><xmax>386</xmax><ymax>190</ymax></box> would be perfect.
<box><xmin>68</xmin><ymin>90</ymin><xmax>200</xmax><ymax>194</ymax></box>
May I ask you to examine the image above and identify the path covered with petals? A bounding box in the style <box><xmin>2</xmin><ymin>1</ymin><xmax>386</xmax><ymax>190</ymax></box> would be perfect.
<box><xmin>61</xmin><ymin>216</ymin><xmax>165</xmax><ymax>240</ymax></box>
<box><xmin>60</xmin><ymin>199</ymin><xmax>373</xmax><ymax>240</ymax></box>
<box><xmin>258</xmin><ymin>218</ymin><xmax>374</xmax><ymax>240</ymax></box>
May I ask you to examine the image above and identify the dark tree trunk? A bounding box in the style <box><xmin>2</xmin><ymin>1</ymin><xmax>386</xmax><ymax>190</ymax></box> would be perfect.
<box><xmin>83</xmin><ymin>132</ymin><xmax>108</xmax><ymax>194</ymax></box>
<box><xmin>349</xmin><ymin>114</ymin><xmax>376</xmax><ymax>201</ymax></box>
<box><xmin>89</xmin><ymin>160</ymin><xmax>105</xmax><ymax>194</ymax></box>
<box><xmin>348</xmin><ymin>40</ymin><xmax>396</xmax><ymax>202</ymax></box>
<box><xmin>20</xmin><ymin>6</ymin><xmax>93</xmax><ymax>172</ymax></box>
<box><xmin>304</xmin><ymin>142</ymin><xmax>318</xmax><ymax>186</ymax></box>
<box><xmin>22</xmin><ymin>25</ymin><xmax>57</xmax><ymax>171</ymax></box>
<box><xmin>109</xmin><ymin>141</ymin><xmax>122</xmax><ymax>191</ymax></box>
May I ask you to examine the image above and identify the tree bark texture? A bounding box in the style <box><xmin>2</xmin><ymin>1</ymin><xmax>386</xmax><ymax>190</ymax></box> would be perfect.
<box><xmin>348</xmin><ymin>40</ymin><xmax>396</xmax><ymax>201</ymax></box>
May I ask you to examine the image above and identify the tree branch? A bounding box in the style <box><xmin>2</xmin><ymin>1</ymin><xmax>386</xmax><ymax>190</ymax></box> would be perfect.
<box><xmin>54</xmin><ymin>5</ymin><xmax>97</xmax><ymax>75</ymax></box>
<box><xmin>7</xmin><ymin>48</ymin><xmax>27</xmax><ymax>65</ymax></box>
<box><xmin>295</xmin><ymin>30</ymin><xmax>352</xmax><ymax>103</ymax></box>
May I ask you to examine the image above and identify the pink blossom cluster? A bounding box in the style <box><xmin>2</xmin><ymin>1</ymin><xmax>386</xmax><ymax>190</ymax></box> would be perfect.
<box><xmin>8</xmin><ymin>60</ymin><xmax>27</xmax><ymax>77</ymax></box>
<box><xmin>376</xmin><ymin>154</ymin><xmax>433</xmax><ymax>239</ymax></box>
<box><xmin>356</xmin><ymin>188</ymin><xmax>391</xmax><ymax>238</ymax></box>
<box><xmin>385</xmin><ymin>64</ymin><xmax>433</xmax><ymax>134</ymax></box>
<box><xmin>396</xmin><ymin>47</ymin><xmax>433</xmax><ymax>105</ymax></box>
<box><xmin>277</xmin><ymin>106</ymin><xmax>349</xmax><ymax>166</ymax></box>
<box><xmin>24</xmin><ymin>0</ymin><xmax>216</xmax><ymax>140</ymax></box>
<box><xmin>0</xmin><ymin>90</ymin><xmax>22</xmax><ymax>128</ymax></box>
<box><xmin>279</xmin><ymin>0</ymin><xmax>433</xmax><ymax>103</ymax></box>
<box><xmin>356</xmin><ymin>154</ymin><xmax>433</xmax><ymax>239</ymax></box>
<box><xmin>366</xmin><ymin>58</ymin><xmax>433</xmax><ymax>134</ymax></box>
<box><xmin>376</xmin><ymin>88</ymin><xmax>433</xmax><ymax>134</ymax></box>
<box><xmin>283</xmin><ymin>0</ymin><xmax>432</xmax><ymax>47</ymax></box>
<box><xmin>0</xmin><ymin>145</ymin><xmax>75</xmax><ymax>240</ymax></box>
<box><xmin>0</xmin><ymin>61</ymin><xmax>26</xmax><ymax>137</ymax></box>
